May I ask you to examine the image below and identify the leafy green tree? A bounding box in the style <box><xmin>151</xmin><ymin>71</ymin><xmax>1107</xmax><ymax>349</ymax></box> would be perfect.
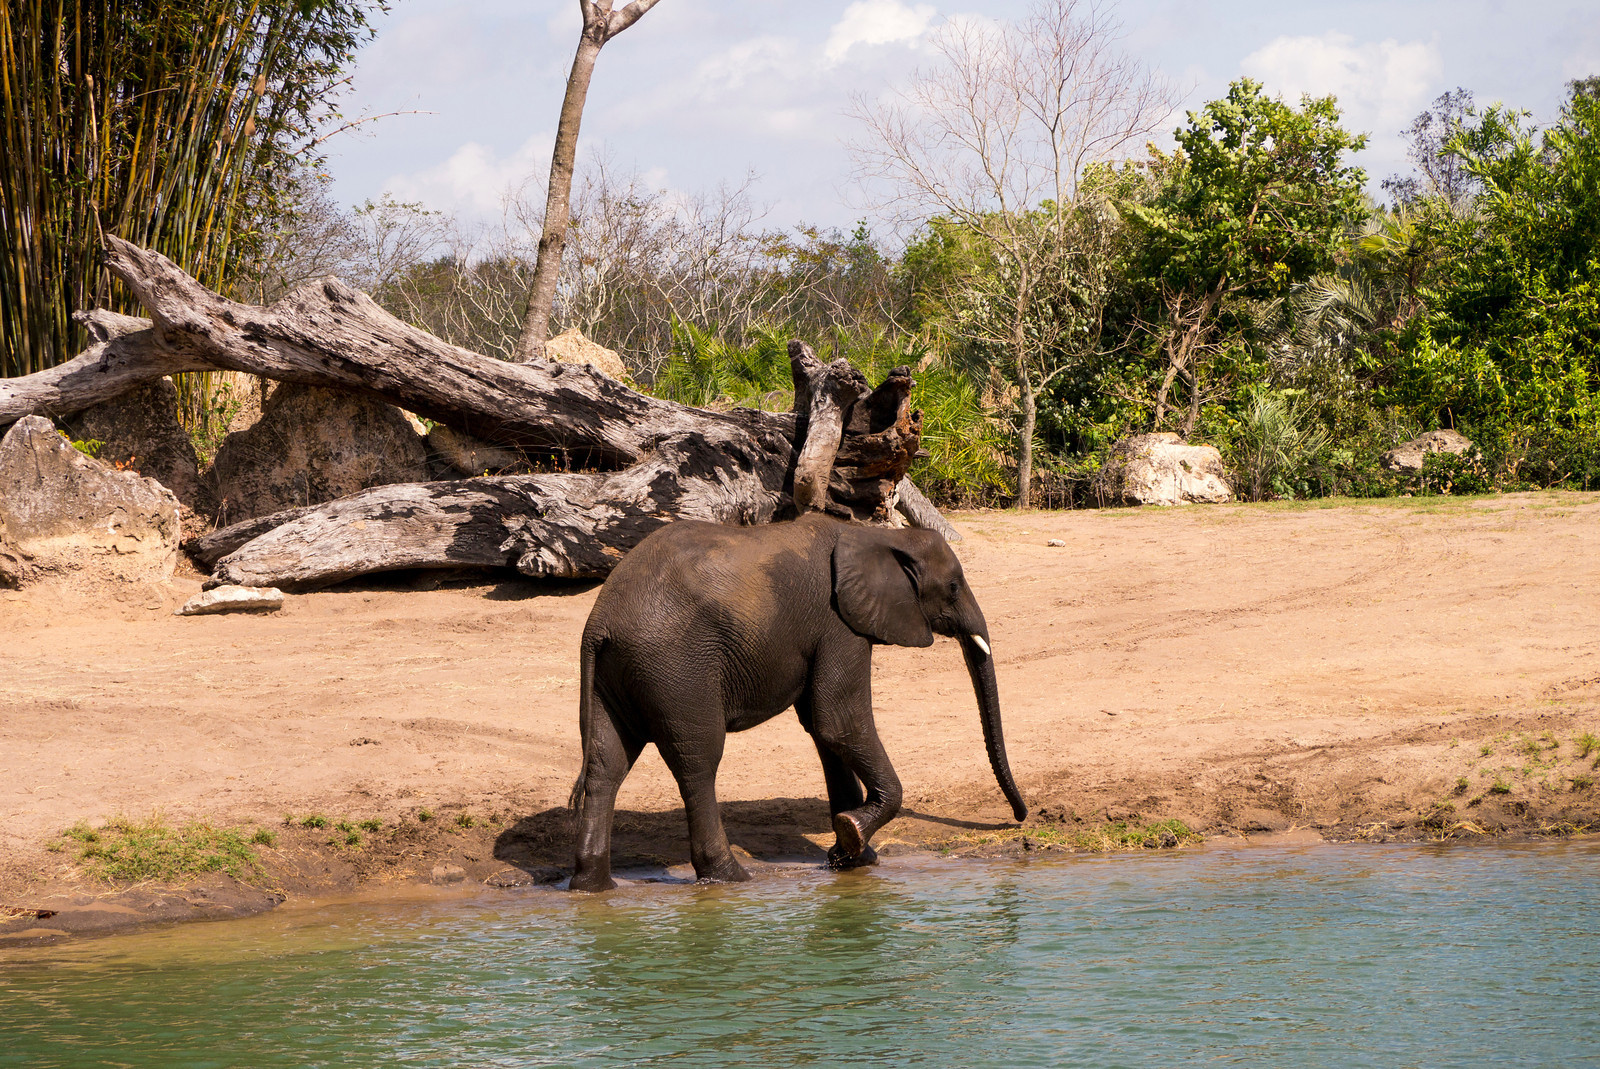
<box><xmin>1119</xmin><ymin>79</ymin><xmax>1368</xmax><ymax>436</ymax></box>
<box><xmin>1393</xmin><ymin>78</ymin><xmax>1600</xmax><ymax>442</ymax></box>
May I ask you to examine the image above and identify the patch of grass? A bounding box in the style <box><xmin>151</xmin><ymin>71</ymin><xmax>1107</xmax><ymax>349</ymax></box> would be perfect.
<box><xmin>300</xmin><ymin>814</ymin><xmax>329</xmax><ymax>829</ymax></box>
<box><xmin>1572</xmin><ymin>774</ymin><xmax>1593</xmax><ymax>791</ymax></box>
<box><xmin>357</xmin><ymin>819</ymin><xmax>382</xmax><ymax>832</ymax></box>
<box><xmin>55</xmin><ymin>815</ymin><xmax>262</xmax><ymax>883</ymax></box>
<box><xmin>1520</xmin><ymin>735</ymin><xmax>1543</xmax><ymax>758</ymax></box>
<box><xmin>417</xmin><ymin>809</ymin><xmax>434</xmax><ymax>823</ymax></box>
<box><xmin>1576</xmin><ymin>732</ymin><xmax>1599</xmax><ymax>758</ymax></box>
<box><xmin>455</xmin><ymin>813</ymin><xmax>476</xmax><ymax>829</ymax></box>
<box><xmin>952</xmin><ymin>818</ymin><xmax>1200</xmax><ymax>853</ymax></box>
<box><xmin>1454</xmin><ymin>777</ymin><xmax>1470</xmax><ymax>795</ymax></box>
<box><xmin>1480</xmin><ymin>744</ymin><xmax>1494</xmax><ymax>757</ymax></box>
<box><xmin>250</xmin><ymin>829</ymin><xmax>277</xmax><ymax>848</ymax></box>
<box><xmin>1422</xmin><ymin>802</ymin><xmax>1457</xmax><ymax>830</ymax></box>
<box><xmin>1489</xmin><ymin>778</ymin><xmax>1513</xmax><ymax>795</ymax></box>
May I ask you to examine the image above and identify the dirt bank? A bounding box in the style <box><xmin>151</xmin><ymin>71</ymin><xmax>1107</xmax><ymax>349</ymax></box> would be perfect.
<box><xmin>4</xmin><ymin>493</ymin><xmax>1599</xmax><ymax>942</ymax></box>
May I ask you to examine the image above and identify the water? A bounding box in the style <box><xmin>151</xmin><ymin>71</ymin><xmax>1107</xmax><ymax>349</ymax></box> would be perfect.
<box><xmin>2</xmin><ymin>842</ymin><xmax>1597</xmax><ymax>1068</ymax></box>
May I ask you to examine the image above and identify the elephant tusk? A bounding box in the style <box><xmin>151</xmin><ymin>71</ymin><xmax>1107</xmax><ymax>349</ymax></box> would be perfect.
<box><xmin>971</xmin><ymin>634</ymin><xmax>991</xmax><ymax>657</ymax></box>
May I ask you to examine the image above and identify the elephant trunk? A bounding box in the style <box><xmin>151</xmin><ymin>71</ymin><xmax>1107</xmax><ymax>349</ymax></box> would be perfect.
<box><xmin>959</xmin><ymin>631</ymin><xmax>1028</xmax><ymax>823</ymax></box>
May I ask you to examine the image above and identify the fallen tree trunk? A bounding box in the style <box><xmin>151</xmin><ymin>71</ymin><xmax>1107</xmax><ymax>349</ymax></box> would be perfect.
<box><xmin>209</xmin><ymin>431</ymin><xmax>786</xmax><ymax>590</ymax></box>
<box><xmin>3</xmin><ymin>238</ymin><xmax>795</xmax><ymax>467</ymax></box>
<box><xmin>3</xmin><ymin>239</ymin><xmax>961</xmax><ymax>589</ymax></box>
<box><xmin>0</xmin><ymin>311</ymin><xmax>210</xmax><ymax>426</ymax></box>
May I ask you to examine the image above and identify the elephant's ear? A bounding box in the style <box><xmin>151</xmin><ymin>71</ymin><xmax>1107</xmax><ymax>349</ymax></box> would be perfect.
<box><xmin>833</xmin><ymin>527</ymin><xmax>934</xmax><ymax>647</ymax></box>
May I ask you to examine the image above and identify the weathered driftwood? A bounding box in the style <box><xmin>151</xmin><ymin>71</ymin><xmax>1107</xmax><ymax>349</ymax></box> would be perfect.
<box><xmin>209</xmin><ymin>430</ymin><xmax>786</xmax><ymax>590</ymax></box>
<box><xmin>3</xmin><ymin>238</ymin><xmax>960</xmax><ymax>588</ymax></box>
<box><xmin>0</xmin><ymin>311</ymin><xmax>210</xmax><ymax>426</ymax></box>
<box><xmin>894</xmin><ymin>476</ymin><xmax>962</xmax><ymax>542</ymax></box>
<box><xmin>1</xmin><ymin>238</ymin><xmax>795</xmax><ymax>467</ymax></box>
<box><xmin>788</xmin><ymin>340</ymin><xmax>866</xmax><ymax>514</ymax></box>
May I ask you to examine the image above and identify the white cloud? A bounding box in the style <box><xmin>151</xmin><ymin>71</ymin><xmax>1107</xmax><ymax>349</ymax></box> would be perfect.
<box><xmin>824</xmin><ymin>0</ymin><xmax>936</xmax><ymax>65</ymax></box>
<box><xmin>693</xmin><ymin>35</ymin><xmax>798</xmax><ymax>93</ymax></box>
<box><xmin>1242</xmin><ymin>32</ymin><xmax>1442</xmax><ymax>137</ymax></box>
<box><xmin>382</xmin><ymin>134</ymin><xmax>553</xmax><ymax>219</ymax></box>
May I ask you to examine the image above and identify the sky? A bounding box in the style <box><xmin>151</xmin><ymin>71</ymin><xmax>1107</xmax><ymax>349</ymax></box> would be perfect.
<box><xmin>321</xmin><ymin>0</ymin><xmax>1600</xmax><ymax>239</ymax></box>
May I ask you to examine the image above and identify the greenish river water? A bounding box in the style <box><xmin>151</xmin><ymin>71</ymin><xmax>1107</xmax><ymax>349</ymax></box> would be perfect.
<box><xmin>2</xmin><ymin>842</ymin><xmax>1596</xmax><ymax>1067</ymax></box>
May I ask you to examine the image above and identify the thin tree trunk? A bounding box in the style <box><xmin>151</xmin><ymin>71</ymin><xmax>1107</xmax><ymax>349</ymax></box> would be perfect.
<box><xmin>1012</xmin><ymin>281</ymin><xmax>1034</xmax><ymax>510</ymax></box>
<box><xmin>513</xmin><ymin>0</ymin><xmax>663</xmax><ymax>363</ymax></box>
<box><xmin>1182</xmin><ymin>364</ymin><xmax>1202</xmax><ymax>438</ymax></box>
<box><xmin>513</xmin><ymin>33</ymin><xmax>603</xmax><ymax>362</ymax></box>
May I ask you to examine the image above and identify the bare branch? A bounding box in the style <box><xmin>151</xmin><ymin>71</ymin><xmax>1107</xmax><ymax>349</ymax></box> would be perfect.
<box><xmin>606</xmin><ymin>0</ymin><xmax>665</xmax><ymax>38</ymax></box>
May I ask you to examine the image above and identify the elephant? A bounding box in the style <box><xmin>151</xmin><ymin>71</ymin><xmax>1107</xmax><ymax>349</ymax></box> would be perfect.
<box><xmin>568</xmin><ymin>511</ymin><xmax>1028</xmax><ymax>892</ymax></box>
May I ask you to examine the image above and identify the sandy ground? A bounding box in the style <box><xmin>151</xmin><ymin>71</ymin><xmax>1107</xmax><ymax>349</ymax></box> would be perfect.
<box><xmin>3</xmin><ymin>493</ymin><xmax>1599</xmax><ymax>935</ymax></box>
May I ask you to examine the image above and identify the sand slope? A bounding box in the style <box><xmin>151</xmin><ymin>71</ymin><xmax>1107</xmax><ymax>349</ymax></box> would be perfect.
<box><xmin>3</xmin><ymin>493</ymin><xmax>1598</xmax><ymax>908</ymax></box>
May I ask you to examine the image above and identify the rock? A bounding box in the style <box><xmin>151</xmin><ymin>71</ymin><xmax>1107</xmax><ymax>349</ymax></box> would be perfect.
<box><xmin>205</xmin><ymin>384</ymin><xmax>428</xmax><ymax>524</ymax></box>
<box><xmin>1101</xmin><ymin>432</ymin><xmax>1232</xmax><ymax>506</ymax></box>
<box><xmin>1046</xmin><ymin>538</ymin><xmax>1066</xmax><ymax>547</ymax></box>
<box><xmin>430</xmin><ymin>863</ymin><xmax>467</xmax><ymax>885</ymax></box>
<box><xmin>1380</xmin><ymin>429</ymin><xmax>1473</xmax><ymax>473</ymax></box>
<box><xmin>63</xmin><ymin>377</ymin><xmax>208</xmax><ymax>510</ymax></box>
<box><xmin>0</xmin><ymin>415</ymin><xmax>180</xmax><ymax>584</ymax></box>
<box><xmin>545</xmin><ymin>329</ymin><xmax>630</xmax><ymax>381</ymax></box>
<box><xmin>484</xmin><ymin>865</ymin><xmax>565</xmax><ymax>888</ymax></box>
<box><xmin>425</xmin><ymin>425</ymin><xmax>531</xmax><ymax>477</ymax></box>
<box><xmin>174</xmin><ymin>585</ymin><xmax>284</xmax><ymax>616</ymax></box>
<box><xmin>0</xmin><ymin>515</ymin><xmax>25</xmax><ymax>588</ymax></box>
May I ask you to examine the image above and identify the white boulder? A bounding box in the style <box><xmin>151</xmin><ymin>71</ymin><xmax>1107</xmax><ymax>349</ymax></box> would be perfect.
<box><xmin>1102</xmin><ymin>432</ymin><xmax>1232</xmax><ymax>506</ymax></box>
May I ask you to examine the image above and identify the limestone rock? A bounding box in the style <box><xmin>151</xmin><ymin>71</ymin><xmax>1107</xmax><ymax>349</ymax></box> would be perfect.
<box><xmin>0</xmin><ymin>415</ymin><xmax>180</xmax><ymax>583</ymax></box>
<box><xmin>64</xmin><ymin>377</ymin><xmax>208</xmax><ymax>510</ymax></box>
<box><xmin>205</xmin><ymin>383</ymin><xmax>428</xmax><ymax>524</ymax></box>
<box><xmin>425</xmin><ymin>425</ymin><xmax>531</xmax><ymax>477</ymax></box>
<box><xmin>545</xmin><ymin>329</ymin><xmax>629</xmax><ymax>381</ymax></box>
<box><xmin>0</xmin><ymin>515</ymin><xmax>25</xmax><ymax>588</ymax></box>
<box><xmin>430</xmin><ymin>863</ymin><xmax>467</xmax><ymax>885</ymax></box>
<box><xmin>174</xmin><ymin>584</ymin><xmax>284</xmax><ymax>616</ymax></box>
<box><xmin>1101</xmin><ymin>432</ymin><xmax>1232</xmax><ymax>506</ymax></box>
<box><xmin>1380</xmin><ymin>429</ymin><xmax>1473</xmax><ymax>473</ymax></box>
<box><xmin>484</xmin><ymin>866</ymin><xmax>565</xmax><ymax>888</ymax></box>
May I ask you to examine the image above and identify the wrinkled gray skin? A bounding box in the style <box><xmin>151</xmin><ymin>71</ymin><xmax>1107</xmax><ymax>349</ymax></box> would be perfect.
<box><xmin>569</xmin><ymin>512</ymin><xmax>1027</xmax><ymax>892</ymax></box>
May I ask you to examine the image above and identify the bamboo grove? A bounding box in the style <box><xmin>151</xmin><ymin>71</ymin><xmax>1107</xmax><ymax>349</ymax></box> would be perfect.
<box><xmin>0</xmin><ymin>0</ymin><xmax>383</xmax><ymax>379</ymax></box>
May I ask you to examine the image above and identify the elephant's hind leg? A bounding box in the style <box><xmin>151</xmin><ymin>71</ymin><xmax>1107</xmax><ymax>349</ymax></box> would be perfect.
<box><xmin>655</xmin><ymin>733</ymin><xmax>750</xmax><ymax>884</ymax></box>
<box><xmin>571</xmin><ymin>707</ymin><xmax>642</xmax><ymax>893</ymax></box>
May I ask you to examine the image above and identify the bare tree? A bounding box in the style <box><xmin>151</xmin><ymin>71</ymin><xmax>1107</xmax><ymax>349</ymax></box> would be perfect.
<box><xmin>849</xmin><ymin>0</ymin><xmax>1172</xmax><ymax>507</ymax></box>
<box><xmin>1382</xmin><ymin>88</ymin><xmax>1479</xmax><ymax>210</ymax></box>
<box><xmin>512</xmin><ymin>0</ymin><xmax>665</xmax><ymax>363</ymax></box>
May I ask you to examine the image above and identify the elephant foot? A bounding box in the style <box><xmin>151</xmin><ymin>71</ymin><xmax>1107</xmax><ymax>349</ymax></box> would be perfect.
<box><xmin>826</xmin><ymin>841</ymin><xmax>878</xmax><ymax>870</ymax></box>
<box><xmin>569</xmin><ymin>867</ymin><xmax>616</xmax><ymax>893</ymax></box>
<box><xmin>831</xmin><ymin>811</ymin><xmax>869</xmax><ymax>860</ymax></box>
<box><xmin>695</xmin><ymin>854</ymin><xmax>752</xmax><ymax>884</ymax></box>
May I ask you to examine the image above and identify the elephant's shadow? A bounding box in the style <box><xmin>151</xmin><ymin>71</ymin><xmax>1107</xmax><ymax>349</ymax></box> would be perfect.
<box><xmin>493</xmin><ymin>797</ymin><xmax>837</xmax><ymax>879</ymax></box>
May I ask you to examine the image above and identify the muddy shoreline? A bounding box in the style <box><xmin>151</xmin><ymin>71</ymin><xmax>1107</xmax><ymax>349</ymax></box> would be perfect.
<box><xmin>5</xmin><ymin>790</ymin><xmax>1595</xmax><ymax>948</ymax></box>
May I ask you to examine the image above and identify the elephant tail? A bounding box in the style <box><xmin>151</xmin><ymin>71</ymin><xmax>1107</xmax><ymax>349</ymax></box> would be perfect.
<box><xmin>569</xmin><ymin>629</ymin><xmax>604</xmax><ymax>812</ymax></box>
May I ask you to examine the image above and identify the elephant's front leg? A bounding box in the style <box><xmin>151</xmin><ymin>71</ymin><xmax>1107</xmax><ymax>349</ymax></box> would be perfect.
<box><xmin>810</xmin><ymin>739</ymin><xmax>880</xmax><ymax>870</ymax></box>
<box><xmin>807</xmin><ymin>648</ymin><xmax>903</xmax><ymax>864</ymax></box>
<box><xmin>656</xmin><ymin>732</ymin><xmax>750</xmax><ymax>884</ymax></box>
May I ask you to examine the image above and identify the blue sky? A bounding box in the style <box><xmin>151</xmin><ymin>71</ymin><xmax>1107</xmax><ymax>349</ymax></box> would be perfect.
<box><xmin>322</xmin><ymin>0</ymin><xmax>1600</xmax><ymax>235</ymax></box>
